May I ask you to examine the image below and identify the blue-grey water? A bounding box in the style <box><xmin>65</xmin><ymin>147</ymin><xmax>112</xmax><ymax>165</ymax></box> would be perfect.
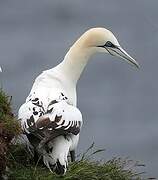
<box><xmin>0</xmin><ymin>0</ymin><xmax>158</xmax><ymax>177</ymax></box>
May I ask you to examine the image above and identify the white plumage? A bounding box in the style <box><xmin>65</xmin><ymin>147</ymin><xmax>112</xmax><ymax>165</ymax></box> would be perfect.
<box><xmin>18</xmin><ymin>27</ymin><xmax>139</xmax><ymax>175</ymax></box>
<box><xmin>18</xmin><ymin>69</ymin><xmax>82</xmax><ymax>175</ymax></box>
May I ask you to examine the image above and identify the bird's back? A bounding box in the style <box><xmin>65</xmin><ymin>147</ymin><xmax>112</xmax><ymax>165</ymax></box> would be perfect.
<box><xmin>18</xmin><ymin>68</ymin><xmax>82</xmax><ymax>175</ymax></box>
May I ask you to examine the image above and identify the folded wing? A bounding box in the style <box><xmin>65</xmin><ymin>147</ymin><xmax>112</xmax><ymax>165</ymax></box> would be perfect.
<box><xmin>19</xmin><ymin>98</ymin><xmax>82</xmax><ymax>143</ymax></box>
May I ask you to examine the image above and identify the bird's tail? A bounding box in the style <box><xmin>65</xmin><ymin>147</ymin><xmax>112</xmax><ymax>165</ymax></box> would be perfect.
<box><xmin>42</xmin><ymin>135</ymin><xmax>71</xmax><ymax>175</ymax></box>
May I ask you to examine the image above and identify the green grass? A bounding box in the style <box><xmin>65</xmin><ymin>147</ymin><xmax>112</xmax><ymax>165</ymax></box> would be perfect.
<box><xmin>7</xmin><ymin>143</ymin><xmax>144</xmax><ymax>180</ymax></box>
<box><xmin>0</xmin><ymin>89</ymin><xmax>21</xmax><ymax>136</ymax></box>
<box><xmin>0</xmin><ymin>89</ymin><xmax>12</xmax><ymax>117</ymax></box>
<box><xmin>0</xmin><ymin>89</ymin><xmax>151</xmax><ymax>180</ymax></box>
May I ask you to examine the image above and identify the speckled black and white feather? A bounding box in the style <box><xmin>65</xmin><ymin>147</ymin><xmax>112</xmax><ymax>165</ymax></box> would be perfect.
<box><xmin>18</xmin><ymin>70</ymin><xmax>83</xmax><ymax>175</ymax></box>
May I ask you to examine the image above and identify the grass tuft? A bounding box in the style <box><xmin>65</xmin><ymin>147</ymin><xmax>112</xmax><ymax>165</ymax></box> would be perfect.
<box><xmin>7</xmin><ymin>143</ymin><xmax>145</xmax><ymax>180</ymax></box>
<box><xmin>0</xmin><ymin>89</ymin><xmax>152</xmax><ymax>180</ymax></box>
<box><xmin>0</xmin><ymin>89</ymin><xmax>21</xmax><ymax>137</ymax></box>
<box><xmin>0</xmin><ymin>89</ymin><xmax>12</xmax><ymax>117</ymax></box>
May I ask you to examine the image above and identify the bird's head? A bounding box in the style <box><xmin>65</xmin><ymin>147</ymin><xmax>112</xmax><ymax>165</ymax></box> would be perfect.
<box><xmin>76</xmin><ymin>27</ymin><xmax>139</xmax><ymax>68</ymax></box>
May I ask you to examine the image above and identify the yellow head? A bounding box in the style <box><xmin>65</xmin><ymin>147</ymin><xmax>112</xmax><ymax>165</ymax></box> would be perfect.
<box><xmin>74</xmin><ymin>27</ymin><xmax>139</xmax><ymax>68</ymax></box>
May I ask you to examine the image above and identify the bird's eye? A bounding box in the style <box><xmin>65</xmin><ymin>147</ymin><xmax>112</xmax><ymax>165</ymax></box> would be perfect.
<box><xmin>105</xmin><ymin>41</ymin><xmax>115</xmax><ymax>48</ymax></box>
<box><xmin>97</xmin><ymin>41</ymin><xmax>116</xmax><ymax>48</ymax></box>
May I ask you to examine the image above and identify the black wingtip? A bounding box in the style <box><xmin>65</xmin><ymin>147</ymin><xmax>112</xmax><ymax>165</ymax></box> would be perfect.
<box><xmin>54</xmin><ymin>159</ymin><xmax>65</xmax><ymax>175</ymax></box>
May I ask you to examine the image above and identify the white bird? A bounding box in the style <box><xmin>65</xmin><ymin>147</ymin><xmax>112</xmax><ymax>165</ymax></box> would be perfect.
<box><xmin>0</xmin><ymin>66</ymin><xmax>2</xmax><ymax>72</ymax></box>
<box><xmin>18</xmin><ymin>27</ymin><xmax>139</xmax><ymax>175</ymax></box>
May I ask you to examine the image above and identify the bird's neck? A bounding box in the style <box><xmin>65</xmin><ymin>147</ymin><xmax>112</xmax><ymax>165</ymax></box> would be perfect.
<box><xmin>58</xmin><ymin>44</ymin><xmax>95</xmax><ymax>84</ymax></box>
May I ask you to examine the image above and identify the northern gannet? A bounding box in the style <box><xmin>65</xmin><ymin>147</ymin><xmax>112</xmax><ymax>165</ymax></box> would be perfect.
<box><xmin>18</xmin><ymin>27</ymin><xmax>139</xmax><ymax>175</ymax></box>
